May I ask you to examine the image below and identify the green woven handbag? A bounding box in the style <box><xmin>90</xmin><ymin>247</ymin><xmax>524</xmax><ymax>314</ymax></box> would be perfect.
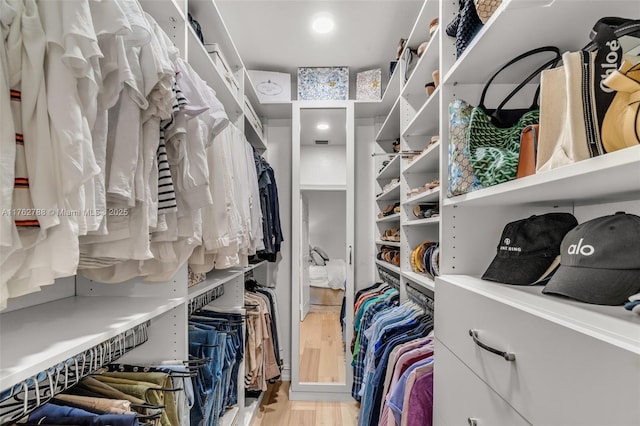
<box><xmin>468</xmin><ymin>46</ymin><xmax>561</xmax><ymax>188</ymax></box>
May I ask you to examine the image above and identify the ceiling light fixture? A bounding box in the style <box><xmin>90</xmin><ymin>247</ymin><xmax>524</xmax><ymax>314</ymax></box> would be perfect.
<box><xmin>311</xmin><ymin>12</ymin><xmax>335</xmax><ymax>34</ymax></box>
<box><xmin>317</xmin><ymin>123</ymin><xmax>330</xmax><ymax>130</ymax></box>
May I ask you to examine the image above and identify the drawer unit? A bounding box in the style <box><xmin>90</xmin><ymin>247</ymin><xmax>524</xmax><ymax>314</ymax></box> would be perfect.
<box><xmin>435</xmin><ymin>276</ymin><xmax>640</xmax><ymax>426</ymax></box>
<box><xmin>434</xmin><ymin>339</ymin><xmax>530</xmax><ymax>426</ymax></box>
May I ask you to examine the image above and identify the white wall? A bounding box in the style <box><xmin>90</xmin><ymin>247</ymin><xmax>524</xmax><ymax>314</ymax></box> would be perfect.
<box><xmin>355</xmin><ymin>118</ymin><xmax>376</xmax><ymax>291</ymax></box>
<box><xmin>306</xmin><ymin>191</ymin><xmax>347</xmax><ymax>261</ymax></box>
<box><xmin>300</xmin><ymin>145</ymin><xmax>347</xmax><ymax>187</ymax></box>
<box><xmin>264</xmin><ymin>118</ymin><xmax>293</xmax><ymax>379</ymax></box>
<box><xmin>264</xmin><ymin>116</ymin><xmax>375</xmax><ymax>380</ymax></box>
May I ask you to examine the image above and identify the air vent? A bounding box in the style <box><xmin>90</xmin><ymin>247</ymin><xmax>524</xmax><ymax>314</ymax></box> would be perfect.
<box><xmin>315</xmin><ymin>140</ymin><xmax>329</xmax><ymax>145</ymax></box>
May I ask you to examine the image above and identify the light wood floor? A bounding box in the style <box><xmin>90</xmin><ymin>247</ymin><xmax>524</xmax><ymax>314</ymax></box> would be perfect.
<box><xmin>299</xmin><ymin>305</ymin><xmax>345</xmax><ymax>383</ymax></box>
<box><xmin>250</xmin><ymin>381</ymin><xmax>360</xmax><ymax>426</ymax></box>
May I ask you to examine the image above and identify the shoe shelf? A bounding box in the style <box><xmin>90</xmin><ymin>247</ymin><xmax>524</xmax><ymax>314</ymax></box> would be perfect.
<box><xmin>441</xmin><ymin>0</ymin><xmax>637</xmax><ymax>86</ymax></box>
<box><xmin>376</xmin><ymin>182</ymin><xmax>401</xmax><ymax>201</ymax></box>
<box><xmin>402</xmin><ymin>86</ymin><xmax>440</xmax><ymax>139</ymax></box>
<box><xmin>443</xmin><ymin>145</ymin><xmax>640</xmax><ymax>208</ymax></box>
<box><xmin>377</xmin><ymin>155</ymin><xmax>401</xmax><ymax>181</ymax></box>
<box><xmin>375</xmin><ymin>96</ymin><xmax>401</xmax><ymax>142</ymax></box>
<box><xmin>402</xmin><ymin>271</ymin><xmax>435</xmax><ymax>293</ymax></box>
<box><xmin>401</xmin><ymin>29</ymin><xmax>440</xmax><ymax>103</ymax></box>
<box><xmin>376</xmin><ymin>240</ymin><xmax>401</xmax><ymax>248</ymax></box>
<box><xmin>404</xmin><ymin>187</ymin><xmax>440</xmax><ymax>205</ymax></box>
<box><xmin>403</xmin><ymin>216</ymin><xmax>440</xmax><ymax>226</ymax></box>
<box><xmin>219</xmin><ymin>406</ymin><xmax>240</xmax><ymax>426</ymax></box>
<box><xmin>377</xmin><ymin>212</ymin><xmax>401</xmax><ymax>223</ymax></box>
<box><xmin>376</xmin><ymin>259</ymin><xmax>401</xmax><ymax>275</ymax></box>
<box><xmin>404</xmin><ymin>141</ymin><xmax>440</xmax><ymax>175</ymax></box>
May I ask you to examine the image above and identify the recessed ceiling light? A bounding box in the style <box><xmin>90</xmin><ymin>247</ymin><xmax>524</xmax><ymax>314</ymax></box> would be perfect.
<box><xmin>312</xmin><ymin>12</ymin><xmax>335</xmax><ymax>34</ymax></box>
<box><xmin>317</xmin><ymin>123</ymin><xmax>330</xmax><ymax>130</ymax></box>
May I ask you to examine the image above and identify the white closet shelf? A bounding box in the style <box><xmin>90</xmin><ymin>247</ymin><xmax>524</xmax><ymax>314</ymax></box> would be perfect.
<box><xmin>240</xmin><ymin>260</ymin><xmax>268</xmax><ymax>274</ymax></box>
<box><xmin>376</xmin><ymin>182</ymin><xmax>401</xmax><ymax>201</ymax></box>
<box><xmin>242</xmin><ymin>391</ymin><xmax>265</xmax><ymax>425</ymax></box>
<box><xmin>355</xmin><ymin>66</ymin><xmax>401</xmax><ymax>119</ymax></box>
<box><xmin>404</xmin><ymin>0</ymin><xmax>439</xmax><ymax>49</ymax></box>
<box><xmin>186</xmin><ymin>27</ymin><xmax>243</xmax><ymax>121</ymax></box>
<box><xmin>402</xmin><ymin>271</ymin><xmax>435</xmax><ymax>293</ymax></box>
<box><xmin>376</xmin><ymin>213</ymin><xmax>401</xmax><ymax>223</ymax></box>
<box><xmin>189</xmin><ymin>0</ymin><xmax>244</xmax><ymax>70</ymax></box>
<box><xmin>376</xmin><ymin>259</ymin><xmax>401</xmax><ymax>274</ymax></box>
<box><xmin>243</xmin><ymin>71</ymin><xmax>265</xmax><ymax>118</ymax></box>
<box><xmin>300</xmin><ymin>184</ymin><xmax>347</xmax><ymax>191</ymax></box>
<box><xmin>376</xmin><ymin>240</ymin><xmax>401</xmax><ymax>247</ymax></box>
<box><xmin>244</xmin><ymin>116</ymin><xmax>267</xmax><ymax>151</ymax></box>
<box><xmin>437</xmin><ymin>275</ymin><xmax>640</xmax><ymax>354</ymax></box>
<box><xmin>401</xmin><ymin>29</ymin><xmax>440</xmax><ymax>101</ymax></box>
<box><xmin>402</xmin><ymin>86</ymin><xmax>440</xmax><ymax>139</ymax></box>
<box><xmin>403</xmin><ymin>216</ymin><xmax>440</xmax><ymax>226</ymax></box>
<box><xmin>139</xmin><ymin>0</ymin><xmax>184</xmax><ymax>26</ymax></box>
<box><xmin>219</xmin><ymin>406</ymin><xmax>239</xmax><ymax>426</ymax></box>
<box><xmin>405</xmin><ymin>187</ymin><xmax>440</xmax><ymax>205</ymax></box>
<box><xmin>443</xmin><ymin>146</ymin><xmax>640</xmax><ymax>207</ymax></box>
<box><xmin>403</xmin><ymin>142</ymin><xmax>440</xmax><ymax>175</ymax></box>
<box><xmin>377</xmin><ymin>155</ymin><xmax>401</xmax><ymax>181</ymax></box>
<box><xmin>188</xmin><ymin>269</ymin><xmax>244</xmax><ymax>300</ymax></box>
<box><xmin>375</xmin><ymin>97</ymin><xmax>401</xmax><ymax>142</ymax></box>
<box><xmin>442</xmin><ymin>0</ymin><xmax>636</xmax><ymax>85</ymax></box>
<box><xmin>0</xmin><ymin>296</ymin><xmax>183</xmax><ymax>389</ymax></box>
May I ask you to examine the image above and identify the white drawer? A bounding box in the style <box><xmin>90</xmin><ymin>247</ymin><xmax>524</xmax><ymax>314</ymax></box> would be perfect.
<box><xmin>434</xmin><ymin>339</ymin><xmax>530</xmax><ymax>426</ymax></box>
<box><xmin>436</xmin><ymin>276</ymin><xmax>640</xmax><ymax>426</ymax></box>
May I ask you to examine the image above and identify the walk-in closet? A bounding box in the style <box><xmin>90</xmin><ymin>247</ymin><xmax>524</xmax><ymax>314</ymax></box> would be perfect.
<box><xmin>1</xmin><ymin>0</ymin><xmax>639</xmax><ymax>425</ymax></box>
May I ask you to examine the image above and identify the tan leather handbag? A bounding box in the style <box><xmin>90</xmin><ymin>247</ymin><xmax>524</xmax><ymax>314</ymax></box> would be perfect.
<box><xmin>516</xmin><ymin>124</ymin><xmax>539</xmax><ymax>178</ymax></box>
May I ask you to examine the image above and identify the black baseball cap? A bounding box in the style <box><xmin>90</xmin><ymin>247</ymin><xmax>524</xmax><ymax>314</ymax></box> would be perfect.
<box><xmin>542</xmin><ymin>212</ymin><xmax>640</xmax><ymax>305</ymax></box>
<box><xmin>482</xmin><ymin>213</ymin><xmax>578</xmax><ymax>285</ymax></box>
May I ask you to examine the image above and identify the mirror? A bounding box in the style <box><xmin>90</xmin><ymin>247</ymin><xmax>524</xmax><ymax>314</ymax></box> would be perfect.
<box><xmin>291</xmin><ymin>102</ymin><xmax>355</xmax><ymax>397</ymax></box>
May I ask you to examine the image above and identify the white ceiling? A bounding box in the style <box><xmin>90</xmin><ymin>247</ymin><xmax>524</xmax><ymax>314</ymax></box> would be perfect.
<box><xmin>300</xmin><ymin>108</ymin><xmax>347</xmax><ymax>145</ymax></box>
<box><xmin>217</xmin><ymin>0</ymin><xmax>423</xmax><ymax>95</ymax></box>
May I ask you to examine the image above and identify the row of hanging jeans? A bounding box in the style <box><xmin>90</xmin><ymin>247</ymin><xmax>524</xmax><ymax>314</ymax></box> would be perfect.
<box><xmin>188</xmin><ymin>308</ymin><xmax>244</xmax><ymax>426</ymax></box>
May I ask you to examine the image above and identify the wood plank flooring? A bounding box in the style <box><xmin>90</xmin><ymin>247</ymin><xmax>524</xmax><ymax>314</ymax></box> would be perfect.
<box><xmin>299</xmin><ymin>306</ymin><xmax>345</xmax><ymax>383</ymax></box>
<box><xmin>250</xmin><ymin>381</ymin><xmax>360</xmax><ymax>426</ymax></box>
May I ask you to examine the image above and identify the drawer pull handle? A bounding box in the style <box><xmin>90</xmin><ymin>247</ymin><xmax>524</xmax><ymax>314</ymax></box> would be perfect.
<box><xmin>468</xmin><ymin>418</ymin><xmax>479</xmax><ymax>426</ymax></box>
<box><xmin>468</xmin><ymin>329</ymin><xmax>516</xmax><ymax>361</ymax></box>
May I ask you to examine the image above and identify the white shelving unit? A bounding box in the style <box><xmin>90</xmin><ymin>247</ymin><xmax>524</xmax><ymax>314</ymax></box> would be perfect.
<box><xmin>0</xmin><ymin>1</ymin><xmax>284</xmax><ymax>425</ymax></box>
<box><xmin>376</xmin><ymin>155</ymin><xmax>401</xmax><ymax>181</ymax></box>
<box><xmin>432</xmin><ymin>1</ymin><xmax>640</xmax><ymax>425</ymax></box>
<box><xmin>376</xmin><ymin>213</ymin><xmax>401</xmax><ymax>223</ymax></box>
<box><xmin>375</xmin><ymin>259</ymin><xmax>401</xmax><ymax>275</ymax></box>
<box><xmin>376</xmin><ymin>240</ymin><xmax>401</xmax><ymax>248</ymax></box>
<box><xmin>376</xmin><ymin>182</ymin><xmax>401</xmax><ymax>201</ymax></box>
<box><xmin>401</xmin><ymin>271</ymin><xmax>435</xmax><ymax>293</ymax></box>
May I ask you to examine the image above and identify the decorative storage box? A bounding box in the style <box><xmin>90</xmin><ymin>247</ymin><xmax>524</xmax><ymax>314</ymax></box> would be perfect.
<box><xmin>356</xmin><ymin>68</ymin><xmax>382</xmax><ymax>100</ymax></box>
<box><xmin>248</xmin><ymin>70</ymin><xmax>292</xmax><ymax>103</ymax></box>
<box><xmin>205</xmin><ymin>43</ymin><xmax>241</xmax><ymax>101</ymax></box>
<box><xmin>297</xmin><ymin>66</ymin><xmax>349</xmax><ymax>101</ymax></box>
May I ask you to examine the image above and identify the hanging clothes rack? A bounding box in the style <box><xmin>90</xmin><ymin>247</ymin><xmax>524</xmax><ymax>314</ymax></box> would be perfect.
<box><xmin>188</xmin><ymin>284</ymin><xmax>225</xmax><ymax>315</ymax></box>
<box><xmin>406</xmin><ymin>282</ymin><xmax>435</xmax><ymax>315</ymax></box>
<box><xmin>378</xmin><ymin>269</ymin><xmax>400</xmax><ymax>289</ymax></box>
<box><xmin>0</xmin><ymin>321</ymin><xmax>150</xmax><ymax>425</ymax></box>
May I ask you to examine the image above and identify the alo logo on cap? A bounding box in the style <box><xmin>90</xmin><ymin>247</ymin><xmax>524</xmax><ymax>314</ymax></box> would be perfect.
<box><xmin>567</xmin><ymin>238</ymin><xmax>595</xmax><ymax>256</ymax></box>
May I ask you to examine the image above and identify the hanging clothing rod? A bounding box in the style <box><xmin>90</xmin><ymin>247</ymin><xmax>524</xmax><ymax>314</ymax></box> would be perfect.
<box><xmin>188</xmin><ymin>284</ymin><xmax>225</xmax><ymax>315</ymax></box>
<box><xmin>371</xmin><ymin>151</ymin><xmax>422</xmax><ymax>157</ymax></box>
<box><xmin>0</xmin><ymin>321</ymin><xmax>151</xmax><ymax>425</ymax></box>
